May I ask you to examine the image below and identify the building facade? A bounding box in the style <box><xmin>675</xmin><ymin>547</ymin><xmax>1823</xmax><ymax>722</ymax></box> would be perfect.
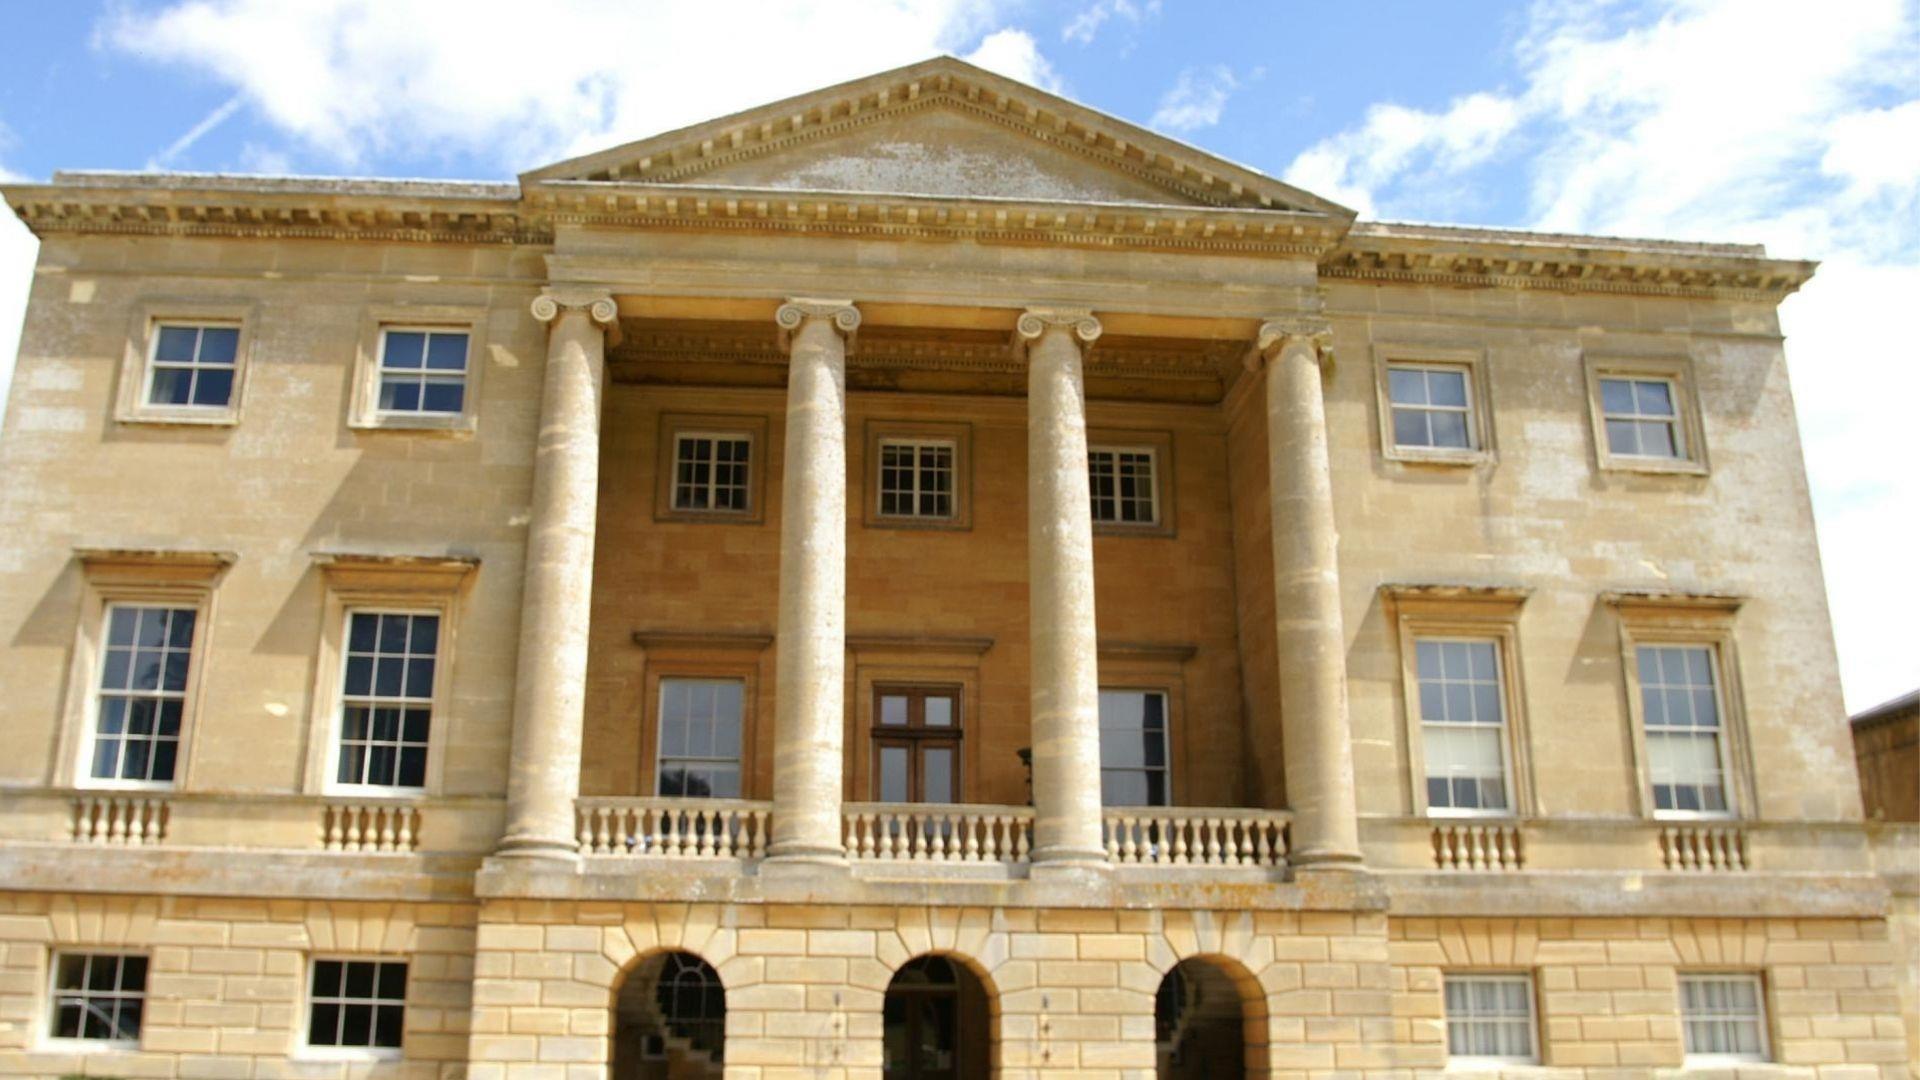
<box><xmin>0</xmin><ymin>58</ymin><xmax>1911</xmax><ymax>1079</ymax></box>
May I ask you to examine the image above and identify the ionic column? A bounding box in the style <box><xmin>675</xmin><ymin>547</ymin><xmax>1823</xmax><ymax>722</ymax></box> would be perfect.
<box><xmin>1255</xmin><ymin>317</ymin><xmax>1363</xmax><ymax>867</ymax></box>
<box><xmin>766</xmin><ymin>298</ymin><xmax>860</xmax><ymax>866</ymax></box>
<box><xmin>1017</xmin><ymin>308</ymin><xmax>1109</xmax><ymax>872</ymax></box>
<box><xmin>497</xmin><ymin>288</ymin><xmax>618</xmax><ymax>861</ymax></box>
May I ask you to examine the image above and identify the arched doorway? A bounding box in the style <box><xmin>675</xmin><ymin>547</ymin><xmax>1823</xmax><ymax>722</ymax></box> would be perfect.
<box><xmin>611</xmin><ymin>951</ymin><xmax>725</xmax><ymax>1080</ymax></box>
<box><xmin>883</xmin><ymin>955</ymin><xmax>992</xmax><ymax>1080</ymax></box>
<box><xmin>1155</xmin><ymin>957</ymin><xmax>1259</xmax><ymax>1079</ymax></box>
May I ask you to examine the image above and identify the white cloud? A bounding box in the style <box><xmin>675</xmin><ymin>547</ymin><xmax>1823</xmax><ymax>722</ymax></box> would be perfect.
<box><xmin>1283</xmin><ymin>0</ymin><xmax>1920</xmax><ymax>711</ymax></box>
<box><xmin>964</xmin><ymin>28</ymin><xmax>1064</xmax><ymax>93</ymax></box>
<box><xmin>100</xmin><ymin>0</ymin><xmax>1034</xmax><ymax>172</ymax></box>
<box><xmin>1282</xmin><ymin>92</ymin><xmax>1521</xmax><ymax>216</ymax></box>
<box><xmin>1061</xmin><ymin>0</ymin><xmax>1159</xmax><ymax>45</ymax></box>
<box><xmin>147</xmin><ymin>93</ymin><xmax>245</xmax><ymax>170</ymax></box>
<box><xmin>1150</xmin><ymin>65</ymin><xmax>1244</xmax><ymax>133</ymax></box>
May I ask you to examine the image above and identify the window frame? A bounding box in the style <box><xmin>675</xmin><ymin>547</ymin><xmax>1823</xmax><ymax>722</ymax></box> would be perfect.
<box><xmin>1371</xmin><ymin>345</ymin><xmax>1495</xmax><ymax>466</ymax></box>
<box><xmin>115</xmin><ymin>301</ymin><xmax>259</xmax><ymax>427</ymax></box>
<box><xmin>57</xmin><ymin>550</ymin><xmax>231</xmax><ymax>792</ymax></box>
<box><xmin>1609</xmin><ymin>593</ymin><xmax>1753</xmax><ymax>822</ymax></box>
<box><xmin>1383</xmin><ymin>585</ymin><xmax>1536</xmax><ymax>819</ymax></box>
<box><xmin>847</xmin><ymin>639</ymin><xmax>989</xmax><ymax>806</ymax></box>
<box><xmin>1677</xmin><ymin>971</ymin><xmax>1771</xmax><ymax>1065</ymax></box>
<box><xmin>299</xmin><ymin>956</ymin><xmax>408</xmax><ymax>1061</ymax></box>
<box><xmin>1440</xmin><ymin>971</ymin><xmax>1539</xmax><ymax>1067</ymax></box>
<box><xmin>44</xmin><ymin>951</ymin><xmax>149</xmax><ymax>1050</ymax></box>
<box><xmin>372</xmin><ymin>326</ymin><xmax>472</xmax><ymax>419</ymax></box>
<box><xmin>653</xmin><ymin>413</ymin><xmax>769</xmax><ymax>524</ymax></box>
<box><xmin>347</xmin><ymin>306</ymin><xmax>487</xmax><ymax>434</ymax></box>
<box><xmin>870</xmin><ymin>684</ymin><xmax>964</xmax><ymax>805</ymax></box>
<box><xmin>651</xmin><ymin>675</ymin><xmax>750</xmax><ymax>801</ymax></box>
<box><xmin>302</xmin><ymin>554</ymin><xmax>476</xmax><ymax>798</ymax></box>
<box><xmin>1409</xmin><ymin>636</ymin><xmax>1518</xmax><ymax>819</ymax></box>
<box><xmin>1583</xmin><ymin>354</ymin><xmax>1709</xmax><ymax>475</ymax></box>
<box><xmin>1096</xmin><ymin>686</ymin><xmax>1174</xmax><ymax>809</ymax></box>
<box><xmin>862</xmin><ymin>419</ymin><xmax>972</xmax><ymax>531</ymax></box>
<box><xmin>327</xmin><ymin>607</ymin><xmax>443</xmax><ymax>794</ymax></box>
<box><xmin>1086</xmin><ymin>428</ymin><xmax>1175</xmax><ymax>537</ymax></box>
<box><xmin>874</xmin><ymin>437</ymin><xmax>961</xmax><ymax>523</ymax></box>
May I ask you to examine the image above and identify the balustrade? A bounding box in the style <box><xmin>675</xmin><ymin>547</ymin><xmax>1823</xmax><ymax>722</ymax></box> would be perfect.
<box><xmin>1431</xmin><ymin>821</ymin><xmax>1525</xmax><ymax>871</ymax></box>
<box><xmin>321</xmin><ymin>801</ymin><xmax>422</xmax><ymax>853</ymax></box>
<box><xmin>71</xmin><ymin>795</ymin><xmax>167</xmax><ymax>846</ymax></box>
<box><xmin>1660</xmin><ymin>824</ymin><xmax>1749</xmax><ymax>871</ymax></box>
<box><xmin>576</xmin><ymin>798</ymin><xmax>770</xmax><ymax>858</ymax></box>
<box><xmin>1101</xmin><ymin>807</ymin><xmax>1291</xmax><ymax>867</ymax></box>
<box><xmin>843</xmin><ymin>802</ymin><xmax>1034</xmax><ymax>864</ymax></box>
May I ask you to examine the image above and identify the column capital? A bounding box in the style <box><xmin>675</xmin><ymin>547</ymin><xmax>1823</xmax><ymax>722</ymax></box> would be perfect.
<box><xmin>531</xmin><ymin>287</ymin><xmax>618</xmax><ymax>328</ymax></box>
<box><xmin>1251</xmin><ymin>315</ymin><xmax>1334</xmax><ymax>371</ymax></box>
<box><xmin>1015</xmin><ymin>307</ymin><xmax>1102</xmax><ymax>349</ymax></box>
<box><xmin>776</xmin><ymin>298</ymin><xmax>861</xmax><ymax>352</ymax></box>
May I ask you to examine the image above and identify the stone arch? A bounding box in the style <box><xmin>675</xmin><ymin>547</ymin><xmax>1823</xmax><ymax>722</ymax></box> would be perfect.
<box><xmin>609</xmin><ymin>946</ymin><xmax>728</xmax><ymax>1080</ymax></box>
<box><xmin>1153</xmin><ymin>952</ymin><xmax>1270</xmax><ymax>1080</ymax></box>
<box><xmin>881</xmin><ymin>950</ymin><xmax>1001</xmax><ymax>1080</ymax></box>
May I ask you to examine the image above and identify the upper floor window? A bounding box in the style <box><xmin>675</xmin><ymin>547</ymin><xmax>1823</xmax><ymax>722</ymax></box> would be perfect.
<box><xmin>1088</xmin><ymin>446</ymin><xmax>1159</xmax><ymax>526</ymax></box>
<box><xmin>672</xmin><ymin>433</ymin><xmax>753</xmax><ymax>512</ymax></box>
<box><xmin>89</xmin><ymin>605</ymin><xmax>196</xmax><ymax>787</ymax></box>
<box><xmin>146</xmin><ymin>324</ymin><xmax>239</xmax><ymax>409</ymax></box>
<box><xmin>1415</xmin><ymin>639</ymin><xmax>1512</xmax><ymax>815</ymax></box>
<box><xmin>877</xmin><ymin>438</ymin><xmax>956</xmax><ymax>521</ymax></box>
<box><xmin>1584</xmin><ymin>355</ymin><xmax>1707</xmax><ymax>474</ymax></box>
<box><xmin>335</xmin><ymin>611</ymin><xmax>438</xmax><ymax>790</ymax></box>
<box><xmin>1599</xmin><ymin>376</ymin><xmax>1683</xmax><ymax>458</ymax></box>
<box><xmin>376</xmin><ymin>328</ymin><xmax>469</xmax><ymax>416</ymax></box>
<box><xmin>50</xmin><ymin>953</ymin><xmax>147</xmax><ymax>1046</ymax></box>
<box><xmin>307</xmin><ymin>958</ymin><xmax>407</xmax><ymax>1054</ymax></box>
<box><xmin>1373</xmin><ymin>347</ymin><xmax>1493</xmax><ymax>465</ymax></box>
<box><xmin>656</xmin><ymin>677</ymin><xmax>744</xmax><ymax>799</ymax></box>
<box><xmin>1443</xmin><ymin>973</ymin><xmax>1536</xmax><ymax>1065</ymax></box>
<box><xmin>1387</xmin><ymin>364</ymin><xmax>1475</xmax><ymax>451</ymax></box>
<box><xmin>1679</xmin><ymin>973</ymin><xmax>1768</xmax><ymax>1063</ymax></box>
<box><xmin>1637</xmin><ymin>644</ymin><xmax>1732</xmax><ymax>816</ymax></box>
<box><xmin>1099</xmin><ymin>689</ymin><xmax>1169</xmax><ymax>807</ymax></box>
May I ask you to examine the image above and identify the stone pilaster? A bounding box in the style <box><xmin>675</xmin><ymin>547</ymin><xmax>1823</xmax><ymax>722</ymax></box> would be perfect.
<box><xmin>1017</xmin><ymin>308</ymin><xmax>1110</xmax><ymax>872</ymax></box>
<box><xmin>1255</xmin><ymin>316</ymin><xmax>1363</xmax><ymax>868</ymax></box>
<box><xmin>496</xmin><ymin>288</ymin><xmax>618</xmax><ymax>862</ymax></box>
<box><xmin>766</xmin><ymin>298</ymin><xmax>860</xmax><ymax>866</ymax></box>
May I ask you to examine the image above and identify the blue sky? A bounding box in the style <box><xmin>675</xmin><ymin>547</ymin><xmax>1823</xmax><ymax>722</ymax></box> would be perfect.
<box><xmin>1</xmin><ymin>0</ymin><xmax>1915</xmax><ymax>711</ymax></box>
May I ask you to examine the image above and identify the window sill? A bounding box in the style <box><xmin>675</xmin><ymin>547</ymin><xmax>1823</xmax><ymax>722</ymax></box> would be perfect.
<box><xmin>866</xmin><ymin>514</ymin><xmax>970</xmax><ymax>533</ymax></box>
<box><xmin>1599</xmin><ymin>455</ymin><xmax>1708</xmax><ymax>476</ymax></box>
<box><xmin>40</xmin><ymin>1038</ymin><xmax>142</xmax><ymax>1053</ymax></box>
<box><xmin>74</xmin><ymin>779</ymin><xmax>177</xmax><ymax>794</ymax></box>
<box><xmin>1426</xmin><ymin>809</ymin><xmax>1519</xmax><ymax>821</ymax></box>
<box><xmin>324</xmin><ymin>786</ymin><xmax>429</xmax><ymax>801</ymax></box>
<box><xmin>1384</xmin><ymin>446</ymin><xmax>1492</xmax><ymax>468</ymax></box>
<box><xmin>1092</xmin><ymin>520</ymin><xmax>1174</xmax><ymax>539</ymax></box>
<box><xmin>115</xmin><ymin>407</ymin><xmax>239</xmax><ymax>428</ymax></box>
<box><xmin>295</xmin><ymin>1046</ymin><xmax>404</xmax><ymax>1063</ymax></box>
<box><xmin>653</xmin><ymin>507</ymin><xmax>763</xmax><ymax>526</ymax></box>
<box><xmin>349</xmin><ymin>413</ymin><xmax>476</xmax><ymax>436</ymax></box>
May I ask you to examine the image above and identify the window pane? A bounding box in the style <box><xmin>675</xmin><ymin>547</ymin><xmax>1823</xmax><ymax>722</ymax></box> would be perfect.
<box><xmin>1430</xmin><ymin>409</ymin><xmax>1469</xmax><ymax>448</ymax></box>
<box><xmin>154</xmin><ymin>326</ymin><xmax>199</xmax><ymax>363</ymax></box>
<box><xmin>420</xmin><ymin>380</ymin><xmax>465</xmax><ymax>414</ymax></box>
<box><xmin>880</xmin><ymin>695</ymin><xmax>908</xmax><ymax>726</ymax></box>
<box><xmin>1600</xmin><ymin>378</ymin><xmax>1635</xmax><ymax>414</ymax></box>
<box><xmin>923</xmin><ymin>748</ymin><xmax>954</xmax><ymax>804</ymax></box>
<box><xmin>1428</xmin><ymin>369</ymin><xmax>1468</xmax><ymax>407</ymax></box>
<box><xmin>198</xmin><ymin>327</ymin><xmax>239</xmax><ymax>364</ymax></box>
<box><xmin>879</xmin><ymin>746</ymin><xmax>908</xmax><ymax>803</ymax></box>
<box><xmin>383</xmin><ymin>331</ymin><xmax>426</xmax><ymax>369</ymax></box>
<box><xmin>191</xmin><ymin>368</ymin><xmax>233</xmax><ymax>407</ymax></box>
<box><xmin>925</xmin><ymin>696</ymin><xmax>954</xmax><ymax>727</ymax></box>
<box><xmin>425</xmin><ymin>333</ymin><xmax>468</xmax><ymax>371</ymax></box>
<box><xmin>1392</xmin><ymin>408</ymin><xmax>1428</xmax><ymax>447</ymax></box>
<box><xmin>150</xmin><ymin>367</ymin><xmax>193</xmax><ymax>405</ymax></box>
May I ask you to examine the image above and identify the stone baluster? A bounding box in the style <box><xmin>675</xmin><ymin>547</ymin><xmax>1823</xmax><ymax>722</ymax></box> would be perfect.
<box><xmin>496</xmin><ymin>288</ymin><xmax>618</xmax><ymax>862</ymax></box>
<box><xmin>1255</xmin><ymin>317</ymin><xmax>1364</xmax><ymax>869</ymax></box>
<box><xmin>766</xmin><ymin>299</ymin><xmax>860</xmax><ymax>867</ymax></box>
<box><xmin>1017</xmin><ymin>308</ymin><xmax>1110</xmax><ymax>873</ymax></box>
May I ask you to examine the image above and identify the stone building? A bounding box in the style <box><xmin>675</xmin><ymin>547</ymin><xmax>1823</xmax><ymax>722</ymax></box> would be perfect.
<box><xmin>0</xmin><ymin>57</ymin><xmax>1910</xmax><ymax>1079</ymax></box>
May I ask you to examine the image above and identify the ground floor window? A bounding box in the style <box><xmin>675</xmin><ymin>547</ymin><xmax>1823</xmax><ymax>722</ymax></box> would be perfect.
<box><xmin>49</xmin><ymin>953</ymin><xmax>146</xmax><ymax>1045</ymax></box>
<box><xmin>307</xmin><ymin>958</ymin><xmax>407</xmax><ymax>1052</ymax></box>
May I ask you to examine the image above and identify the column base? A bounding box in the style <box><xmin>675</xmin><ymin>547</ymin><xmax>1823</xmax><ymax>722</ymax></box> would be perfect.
<box><xmin>492</xmin><ymin>834</ymin><xmax>583</xmax><ymax>866</ymax></box>
<box><xmin>762</xmin><ymin>843</ymin><xmax>850</xmax><ymax>877</ymax></box>
<box><xmin>1028</xmin><ymin>845</ymin><xmax>1112</xmax><ymax>879</ymax></box>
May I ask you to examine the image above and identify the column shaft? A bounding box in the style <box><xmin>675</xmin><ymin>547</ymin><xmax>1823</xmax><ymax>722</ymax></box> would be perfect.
<box><xmin>1021</xmin><ymin>311</ymin><xmax>1108</xmax><ymax>870</ymax></box>
<box><xmin>498</xmin><ymin>296</ymin><xmax>613</xmax><ymax>860</ymax></box>
<box><xmin>767</xmin><ymin>301</ymin><xmax>857</xmax><ymax>864</ymax></box>
<box><xmin>1262</xmin><ymin>322</ymin><xmax>1363</xmax><ymax>866</ymax></box>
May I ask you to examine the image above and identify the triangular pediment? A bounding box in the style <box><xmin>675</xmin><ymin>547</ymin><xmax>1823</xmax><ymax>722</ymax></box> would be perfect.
<box><xmin>525</xmin><ymin>57</ymin><xmax>1350</xmax><ymax>218</ymax></box>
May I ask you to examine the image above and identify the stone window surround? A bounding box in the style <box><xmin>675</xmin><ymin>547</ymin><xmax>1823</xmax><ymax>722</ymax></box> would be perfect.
<box><xmin>1583</xmin><ymin>353</ymin><xmax>1710</xmax><ymax>475</ymax></box>
<box><xmin>861</xmin><ymin>418</ymin><xmax>973</xmax><ymax>531</ymax></box>
<box><xmin>1087</xmin><ymin>427</ymin><xmax>1176</xmax><ymax>538</ymax></box>
<box><xmin>1370</xmin><ymin>343</ymin><xmax>1496</xmax><ymax>467</ymax></box>
<box><xmin>297</xmin><ymin>955</ymin><xmax>409</xmax><ymax>1062</ymax></box>
<box><xmin>1383</xmin><ymin>585</ymin><xmax>1537</xmax><ymax>821</ymax></box>
<box><xmin>1097</xmin><ymin>642</ymin><xmax>1194</xmax><ymax>807</ymax></box>
<box><xmin>652</xmin><ymin>412</ymin><xmax>770</xmax><ymax>524</ymax></box>
<box><xmin>346</xmin><ymin>305</ymin><xmax>490</xmax><ymax>434</ymax></box>
<box><xmin>114</xmin><ymin>299</ymin><xmax>261</xmax><ymax>427</ymax></box>
<box><xmin>1440</xmin><ymin>970</ymin><xmax>1540</xmax><ymax>1066</ymax></box>
<box><xmin>301</xmin><ymin>553</ymin><xmax>478</xmax><ymax>799</ymax></box>
<box><xmin>1607</xmin><ymin>592</ymin><xmax>1755</xmax><ymax>822</ymax></box>
<box><xmin>54</xmin><ymin>549</ymin><xmax>233</xmax><ymax>792</ymax></box>
<box><xmin>846</xmin><ymin>636</ymin><xmax>990</xmax><ymax>805</ymax></box>
<box><xmin>632</xmin><ymin>631</ymin><xmax>770</xmax><ymax>800</ymax></box>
